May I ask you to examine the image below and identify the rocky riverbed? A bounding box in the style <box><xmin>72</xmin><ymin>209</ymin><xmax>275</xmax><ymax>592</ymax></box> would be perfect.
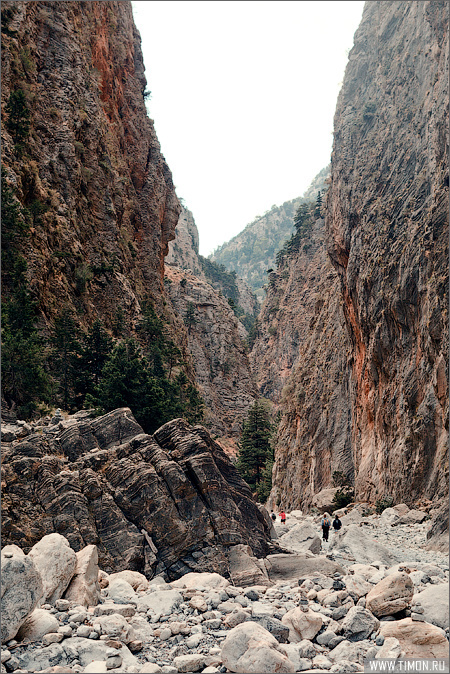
<box><xmin>1</xmin><ymin>507</ymin><xmax>448</xmax><ymax>674</ymax></box>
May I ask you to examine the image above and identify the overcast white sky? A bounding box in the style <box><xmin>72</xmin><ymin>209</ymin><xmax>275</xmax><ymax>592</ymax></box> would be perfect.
<box><xmin>131</xmin><ymin>1</ymin><xmax>365</xmax><ymax>256</ymax></box>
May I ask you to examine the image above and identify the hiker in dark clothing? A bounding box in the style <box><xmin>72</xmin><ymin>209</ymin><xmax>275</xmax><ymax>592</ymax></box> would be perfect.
<box><xmin>333</xmin><ymin>515</ymin><xmax>342</xmax><ymax>531</ymax></box>
<box><xmin>321</xmin><ymin>513</ymin><xmax>331</xmax><ymax>541</ymax></box>
<box><xmin>270</xmin><ymin>511</ymin><xmax>277</xmax><ymax>521</ymax></box>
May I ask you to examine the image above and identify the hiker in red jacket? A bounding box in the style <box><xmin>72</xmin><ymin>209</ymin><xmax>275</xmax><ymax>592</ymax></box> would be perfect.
<box><xmin>279</xmin><ymin>510</ymin><xmax>286</xmax><ymax>524</ymax></box>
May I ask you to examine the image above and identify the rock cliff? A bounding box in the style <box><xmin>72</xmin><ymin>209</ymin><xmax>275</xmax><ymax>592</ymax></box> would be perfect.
<box><xmin>211</xmin><ymin>167</ymin><xmax>329</xmax><ymax>302</ymax></box>
<box><xmin>251</xmin><ymin>217</ymin><xmax>356</xmax><ymax>509</ymax></box>
<box><xmin>1</xmin><ymin>0</ymin><xmax>180</xmax><ymax>329</ymax></box>
<box><xmin>165</xmin><ymin>265</ymin><xmax>257</xmax><ymax>444</ymax></box>
<box><xmin>1</xmin><ymin>408</ymin><xmax>271</xmax><ymax>579</ymax></box>
<box><xmin>326</xmin><ymin>0</ymin><xmax>448</xmax><ymax>503</ymax></box>
<box><xmin>262</xmin><ymin>0</ymin><xmax>448</xmax><ymax>509</ymax></box>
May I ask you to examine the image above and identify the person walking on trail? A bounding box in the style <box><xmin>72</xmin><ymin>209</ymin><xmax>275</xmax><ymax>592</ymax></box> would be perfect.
<box><xmin>321</xmin><ymin>513</ymin><xmax>331</xmax><ymax>541</ymax></box>
<box><xmin>333</xmin><ymin>514</ymin><xmax>342</xmax><ymax>532</ymax></box>
<box><xmin>279</xmin><ymin>510</ymin><xmax>286</xmax><ymax>524</ymax></box>
<box><xmin>270</xmin><ymin>511</ymin><xmax>277</xmax><ymax>522</ymax></box>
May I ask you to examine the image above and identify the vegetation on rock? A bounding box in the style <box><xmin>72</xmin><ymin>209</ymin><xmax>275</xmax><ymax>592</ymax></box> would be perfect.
<box><xmin>236</xmin><ymin>400</ymin><xmax>276</xmax><ymax>502</ymax></box>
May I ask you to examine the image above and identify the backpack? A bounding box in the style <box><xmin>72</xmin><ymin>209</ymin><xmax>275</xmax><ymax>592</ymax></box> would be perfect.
<box><xmin>322</xmin><ymin>517</ymin><xmax>330</xmax><ymax>528</ymax></box>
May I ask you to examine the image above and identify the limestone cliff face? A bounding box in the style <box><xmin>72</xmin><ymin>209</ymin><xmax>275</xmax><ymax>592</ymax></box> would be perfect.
<box><xmin>264</xmin><ymin>0</ymin><xmax>448</xmax><ymax>510</ymax></box>
<box><xmin>1</xmin><ymin>0</ymin><xmax>180</xmax><ymax>329</ymax></box>
<box><xmin>165</xmin><ymin>265</ymin><xmax>257</xmax><ymax>446</ymax></box>
<box><xmin>166</xmin><ymin>206</ymin><xmax>203</xmax><ymax>278</ymax></box>
<box><xmin>326</xmin><ymin>0</ymin><xmax>448</xmax><ymax>503</ymax></box>
<box><xmin>251</xmin><ymin>218</ymin><xmax>355</xmax><ymax>509</ymax></box>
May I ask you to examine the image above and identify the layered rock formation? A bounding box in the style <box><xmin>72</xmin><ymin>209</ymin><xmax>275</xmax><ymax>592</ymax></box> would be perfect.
<box><xmin>260</xmin><ymin>0</ymin><xmax>448</xmax><ymax>510</ymax></box>
<box><xmin>1</xmin><ymin>0</ymin><xmax>180</xmax><ymax>329</ymax></box>
<box><xmin>165</xmin><ymin>265</ymin><xmax>257</xmax><ymax>443</ymax></box>
<box><xmin>1</xmin><ymin>408</ymin><xmax>271</xmax><ymax>579</ymax></box>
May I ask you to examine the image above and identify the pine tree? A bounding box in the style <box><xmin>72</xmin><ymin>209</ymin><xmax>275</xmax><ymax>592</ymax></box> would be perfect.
<box><xmin>1</xmin><ymin>265</ymin><xmax>50</xmax><ymax>417</ymax></box>
<box><xmin>6</xmin><ymin>90</ymin><xmax>31</xmax><ymax>148</ymax></box>
<box><xmin>315</xmin><ymin>191</ymin><xmax>323</xmax><ymax>218</ymax></box>
<box><xmin>236</xmin><ymin>400</ymin><xmax>274</xmax><ymax>495</ymax></box>
<box><xmin>50</xmin><ymin>306</ymin><xmax>81</xmax><ymax>410</ymax></box>
<box><xmin>184</xmin><ymin>302</ymin><xmax>197</xmax><ymax>334</ymax></box>
<box><xmin>74</xmin><ymin>319</ymin><xmax>113</xmax><ymax>404</ymax></box>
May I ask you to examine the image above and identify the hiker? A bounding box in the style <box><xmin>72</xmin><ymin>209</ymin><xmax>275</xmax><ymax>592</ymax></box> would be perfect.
<box><xmin>279</xmin><ymin>510</ymin><xmax>286</xmax><ymax>524</ymax></box>
<box><xmin>270</xmin><ymin>511</ymin><xmax>277</xmax><ymax>522</ymax></box>
<box><xmin>333</xmin><ymin>514</ymin><xmax>342</xmax><ymax>531</ymax></box>
<box><xmin>321</xmin><ymin>512</ymin><xmax>331</xmax><ymax>541</ymax></box>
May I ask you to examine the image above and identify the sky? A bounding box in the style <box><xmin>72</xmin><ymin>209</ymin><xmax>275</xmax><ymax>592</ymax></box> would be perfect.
<box><xmin>131</xmin><ymin>1</ymin><xmax>365</xmax><ymax>256</ymax></box>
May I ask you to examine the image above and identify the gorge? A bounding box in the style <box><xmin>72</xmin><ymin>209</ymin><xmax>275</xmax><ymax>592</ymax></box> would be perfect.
<box><xmin>1</xmin><ymin>0</ymin><xmax>448</xmax><ymax>589</ymax></box>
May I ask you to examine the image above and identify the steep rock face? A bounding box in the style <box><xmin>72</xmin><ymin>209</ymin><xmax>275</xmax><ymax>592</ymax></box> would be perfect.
<box><xmin>1</xmin><ymin>409</ymin><xmax>271</xmax><ymax>578</ymax></box>
<box><xmin>251</xmin><ymin>219</ymin><xmax>355</xmax><ymax>509</ymax></box>
<box><xmin>165</xmin><ymin>266</ymin><xmax>257</xmax><ymax>443</ymax></box>
<box><xmin>166</xmin><ymin>206</ymin><xmax>203</xmax><ymax>278</ymax></box>
<box><xmin>211</xmin><ymin>167</ymin><xmax>329</xmax><ymax>301</ymax></box>
<box><xmin>326</xmin><ymin>1</ymin><xmax>448</xmax><ymax>502</ymax></box>
<box><xmin>1</xmin><ymin>0</ymin><xmax>180</xmax><ymax>328</ymax></box>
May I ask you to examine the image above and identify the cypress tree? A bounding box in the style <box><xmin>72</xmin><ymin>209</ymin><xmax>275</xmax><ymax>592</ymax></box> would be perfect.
<box><xmin>236</xmin><ymin>400</ymin><xmax>274</xmax><ymax>495</ymax></box>
<box><xmin>50</xmin><ymin>306</ymin><xmax>81</xmax><ymax>410</ymax></box>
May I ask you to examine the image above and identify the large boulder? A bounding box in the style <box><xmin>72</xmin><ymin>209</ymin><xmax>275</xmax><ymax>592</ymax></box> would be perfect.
<box><xmin>136</xmin><ymin>589</ymin><xmax>183</xmax><ymax>615</ymax></box>
<box><xmin>105</xmin><ymin>577</ymin><xmax>137</xmax><ymax>604</ymax></box>
<box><xmin>340</xmin><ymin>606</ymin><xmax>380</xmax><ymax>642</ymax></box>
<box><xmin>344</xmin><ymin>574</ymin><xmax>373</xmax><ymax>598</ymax></box>
<box><xmin>413</xmin><ymin>583</ymin><xmax>449</xmax><ymax>630</ymax></box>
<box><xmin>392</xmin><ymin>509</ymin><xmax>429</xmax><ymax>526</ymax></box>
<box><xmin>278</xmin><ymin>522</ymin><xmax>322</xmax><ymax>555</ymax></box>
<box><xmin>92</xmin><ymin>613</ymin><xmax>136</xmax><ymax>643</ymax></box>
<box><xmin>107</xmin><ymin>570</ymin><xmax>149</xmax><ymax>591</ymax></box>
<box><xmin>28</xmin><ymin>534</ymin><xmax>77</xmax><ymax>605</ymax></box>
<box><xmin>221</xmin><ymin>622</ymin><xmax>297</xmax><ymax>673</ymax></box>
<box><xmin>171</xmin><ymin>572</ymin><xmax>229</xmax><ymax>590</ymax></box>
<box><xmin>328</xmin><ymin>524</ymin><xmax>399</xmax><ymax>566</ymax></box>
<box><xmin>281</xmin><ymin>607</ymin><xmax>323</xmax><ymax>642</ymax></box>
<box><xmin>1</xmin><ymin>545</ymin><xmax>43</xmax><ymax>643</ymax></box>
<box><xmin>365</xmin><ymin>572</ymin><xmax>414</xmax><ymax>617</ymax></box>
<box><xmin>15</xmin><ymin>608</ymin><xmax>59</xmax><ymax>642</ymax></box>
<box><xmin>264</xmin><ymin>554</ymin><xmax>345</xmax><ymax>582</ymax></box>
<box><xmin>227</xmin><ymin>545</ymin><xmax>271</xmax><ymax>587</ymax></box>
<box><xmin>380</xmin><ymin>618</ymin><xmax>449</xmax><ymax>658</ymax></box>
<box><xmin>311</xmin><ymin>488</ymin><xmax>339</xmax><ymax>513</ymax></box>
<box><xmin>63</xmin><ymin>545</ymin><xmax>100</xmax><ymax>607</ymax></box>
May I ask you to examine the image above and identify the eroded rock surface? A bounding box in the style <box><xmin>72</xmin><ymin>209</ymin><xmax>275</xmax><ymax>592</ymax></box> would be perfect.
<box><xmin>1</xmin><ymin>408</ymin><xmax>270</xmax><ymax>578</ymax></box>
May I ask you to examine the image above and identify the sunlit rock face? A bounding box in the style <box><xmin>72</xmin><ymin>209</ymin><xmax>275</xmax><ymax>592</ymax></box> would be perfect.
<box><xmin>1</xmin><ymin>0</ymin><xmax>180</xmax><ymax>329</ymax></box>
<box><xmin>262</xmin><ymin>1</ymin><xmax>448</xmax><ymax>510</ymax></box>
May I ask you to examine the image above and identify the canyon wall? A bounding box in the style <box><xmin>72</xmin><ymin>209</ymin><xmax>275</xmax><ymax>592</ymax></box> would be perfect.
<box><xmin>1</xmin><ymin>0</ymin><xmax>180</xmax><ymax>330</ymax></box>
<box><xmin>265</xmin><ymin>0</ymin><xmax>448</xmax><ymax>508</ymax></box>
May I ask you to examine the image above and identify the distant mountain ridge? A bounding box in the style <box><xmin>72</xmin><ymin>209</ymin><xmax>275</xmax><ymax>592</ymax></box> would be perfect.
<box><xmin>210</xmin><ymin>166</ymin><xmax>329</xmax><ymax>301</ymax></box>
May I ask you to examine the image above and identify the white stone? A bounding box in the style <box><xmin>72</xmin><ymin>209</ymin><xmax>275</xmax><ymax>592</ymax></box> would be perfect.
<box><xmin>278</xmin><ymin>523</ymin><xmax>322</xmax><ymax>555</ymax></box>
<box><xmin>1</xmin><ymin>545</ymin><xmax>43</xmax><ymax>643</ymax></box>
<box><xmin>15</xmin><ymin>608</ymin><xmax>59</xmax><ymax>642</ymax></box>
<box><xmin>137</xmin><ymin>589</ymin><xmax>183</xmax><ymax>615</ymax></box>
<box><xmin>344</xmin><ymin>574</ymin><xmax>373</xmax><ymax>598</ymax></box>
<box><xmin>375</xmin><ymin>637</ymin><xmax>402</xmax><ymax>659</ymax></box>
<box><xmin>172</xmin><ymin>654</ymin><xmax>206</xmax><ymax>673</ymax></box>
<box><xmin>413</xmin><ymin>583</ymin><xmax>449</xmax><ymax>630</ymax></box>
<box><xmin>171</xmin><ymin>572</ymin><xmax>229</xmax><ymax>590</ymax></box>
<box><xmin>366</xmin><ymin>572</ymin><xmax>414</xmax><ymax>617</ymax></box>
<box><xmin>221</xmin><ymin>622</ymin><xmax>296</xmax><ymax>673</ymax></box>
<box><xmin>64</xmin><ymin>545</ymin><xmax>101</xmax><ymax>607</ymax></box>
<box><xmin>281</xmin><ymin>607</ymin><xmax>323</xmax><ymax>642</ymax></box>
<box><xmin>106</xmin><ymin>577</ymin><xmax>137</xmax><ymax>604</ymax></box>
<box><xmin>83</xmin><ymin>661</ymin><xmax>108</xmax><ymax>673</ymax></box>
<box><xmin>108</xmin><ymin>570</ymin><xmax>149</xmax><ymax>592</ymax></box>
<box><xmin>140</xmin><ymin>664</ymin><xmax>163</xmax><ymax>673</ymax></box>
<box><xmin>28</xmin><ymin>533</ymin><xmax>77</xmax><ymax>605</ymax></box>
<box><xmin>93</xmin><ymin>613</ymin><xmax>136</xmax><ymax>643</ymax></box>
